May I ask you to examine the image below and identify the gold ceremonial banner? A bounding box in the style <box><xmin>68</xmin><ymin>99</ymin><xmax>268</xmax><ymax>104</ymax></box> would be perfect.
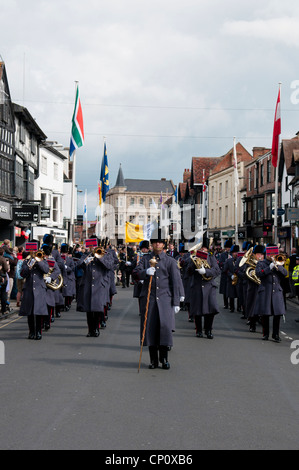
<box><xmin>125</xmin><ymin>221</ymin><xmax>144</xmax><ymax>243</ymax></box>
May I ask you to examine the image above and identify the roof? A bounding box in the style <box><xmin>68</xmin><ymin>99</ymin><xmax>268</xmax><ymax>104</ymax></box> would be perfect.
<box><xmin>115</xmin><ymin>164</ymin><xmax>126</xmax><ymax>187</ymax></box>
<box><xmin>123</xmin><ymin>178</ymin><xmax>174</xmax><ymax>194</ymax></box>
<box><xmin>211</xmin><ymin>142</ymin><xmax>252</xmax><ymax>174</ymax></box>
<box><xmin>280</xmin><ymin>135</ymin><xmax>299</xmax><ymax>176</ymax></box>
<box><xmin>191</xmin><ymin>156</ymin><xmax>222</xmax><ymax>186</ymax></box>
<box><xmin>13</xmin><ymin>103</ymin><xmax>47</xmax><ymax>141</ymax></box>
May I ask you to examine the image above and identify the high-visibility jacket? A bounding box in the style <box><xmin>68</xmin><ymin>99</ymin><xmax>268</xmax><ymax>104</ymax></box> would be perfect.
<box><xmin>292</xmin><ymin>265</ymin><xmax>299</xmax><ymax>286</ymax></box>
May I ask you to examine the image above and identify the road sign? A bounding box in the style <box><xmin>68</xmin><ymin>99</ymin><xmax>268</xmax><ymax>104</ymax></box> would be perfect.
<box><xmin>272</xmin><ymin>208</ymin><xmax>285</xmax><ymax>216</ymax></box>
<box><xmin>286</xmin><ymin>207</ymin><xmax>299</xmax><ymax>220</ymax></box>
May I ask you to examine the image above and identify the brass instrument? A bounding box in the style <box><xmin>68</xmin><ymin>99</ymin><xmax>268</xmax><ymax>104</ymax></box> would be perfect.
<box><xmin>240</xmin><ymin>247</ymin><xmax>261</xmax><ymax>285</ymax></box>
<box><xmin>189</xmin><ymin>242</ymin><xmax>212</xmax><ymax>281</ymax></box>
<box><xmin>231</xmin><ymin>273</ymin><xmax>238</xmax><ymax>286</ymax></box>
<box><xmin>271</xmin><ymin>254</ymin><xmax>287</xmax><ymax>269</ymax></box>
<box><xmin>44</xmin><ymin>269</ymin><xmax>63</xmax><ymax>290</ymax></box>
<box><xmin>84</xmin><ymin>246</ymin><xmax>107</xmax><ymax>264</ymax></box>
<box><xmin>27</xmin><ymin>250</ymin><xmax>45</xmax><ymax>269</ymax></box>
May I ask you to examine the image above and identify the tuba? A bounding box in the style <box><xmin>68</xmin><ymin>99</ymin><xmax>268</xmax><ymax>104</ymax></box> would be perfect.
<box><xmin>189</xmin><ymin>242</ymin><xmax>212</xmax><ymax>281</ymax></box>
<box><xmin>240</xmin><ymin>247</ymin><xmax>261</xmax><ymax>285</ymax></box>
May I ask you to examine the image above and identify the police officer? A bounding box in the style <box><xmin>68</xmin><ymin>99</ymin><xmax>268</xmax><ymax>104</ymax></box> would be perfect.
<box><xmin>133</xmin><ymin>230</ymin><xmax>184</xmax><ymax>369</ymax></box>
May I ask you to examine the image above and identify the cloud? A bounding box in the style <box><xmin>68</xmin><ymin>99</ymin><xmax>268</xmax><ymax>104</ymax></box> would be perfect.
<box><xmin>222</xmin><ymin>17</ymin><xmax>299</xmax><ymax>48</ymax></box>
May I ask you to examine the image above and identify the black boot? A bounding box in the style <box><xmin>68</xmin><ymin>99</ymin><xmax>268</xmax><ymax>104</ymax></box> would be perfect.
<box><xmin>149</xmin><ymin>346</ymin><xmax>158</xmax><ymax>369</ymax></box>
<box><xmin>159</xmin><ymin>346</ymin><xmax>170</xmax><ymax>370</ymax></box>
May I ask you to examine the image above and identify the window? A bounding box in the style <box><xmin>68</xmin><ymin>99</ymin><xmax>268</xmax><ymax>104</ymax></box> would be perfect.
<box><xmin>267</xmin><ymin>160</ymin><xmax>271</xmax><ymax>183</ymax></box>
<box><xmin>41</xmin><ymin>156</ymin><xmax>47</xmax><ymax>174</ymax></box>
<box><xmin>53</xmin><ymin>163</ymin><xmax>58</xmax><ymax>180</ymax></box>
<box><xmin>225</xmin><ymin>181</ymin><xmax>228</xmax><ymax>197</ymax></box>
<box><xmin>0</xmin><ymin>155</ymin><xmax>13</xmax><ymax>196</ymax></box>
<box><xmin>260</xmin><ymin>163</ymin><xmax>264</xmax><ymax>186</ymax></box>
<box><xmin>130</xmin><ymin>197</ymin><xmax>135</xmax><ymax>206</ymax></box>
<box><xmin>139</xmin><ymin>198</ymin><xmax>144</xmax><ymax>207</ymax></box>
<box><xmin>219</xmin><ymin>183</ymin><xmax>222</xmax><ymax>199</ymax></box>
<box><xmin>248</xmin><ymin>170</ymin><xmax>252</xmax><ymax>191</ymax></box>
<box><xmin>53</xmin><ymin>196</ymin><xmax>59</xmax><ymax>222</ymax></box>
<box><xmin>219</xmin><ymin>207</ymin><xmax>222</xmax><ymax>226</ymax></box>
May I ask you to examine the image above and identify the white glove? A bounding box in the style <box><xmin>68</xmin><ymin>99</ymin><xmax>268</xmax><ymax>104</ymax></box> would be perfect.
<box><xmin>140</xmin><ymin>280</ymin><xmax>144</xmax><ymax>284</ymax></box>
<box><xmin>270</xmin><ymin>262</ymin><xmax>275</xmax><ymax>270</ymax></box>
<box><xmin>180</xmin><ymin>296</ymin><xmax>185</xmax><ymax>302</ymax></box>
<box><xmin>196</xmin><ymin>267</ymin><xmax>206</xmax><ymax>275</ymax></box>
<box><xmin>65</xmin><ymin>265</ymin><xmax>68</xmax><ymax>269</ymax></box>
<box><xmin>126</xmin><ymin>261</ymin><xmax>132</xmax><ymax>266</ymax></box>
<box><xmin>174</xmin><ymin>306</ymin><xmax>180</xmax><ymax>314</ymax></box>
<box><xmin>84</xmin><ymin>256</ymin><xmax>93</xmax><ymax>264</ymax></box>
<box><xmin>146</xmin><ymin>267</ymin><xmax>156</xmax><ymax>276</ymax></box>
<box><xmin>45</xmin><ymin>276</ymin><xmax>52</xmax><ymax>284</ymax></box>
<box><xmin>231</xmin><ymin>274</ymin><xmax>235</xmax><ymax>280</ymax></box>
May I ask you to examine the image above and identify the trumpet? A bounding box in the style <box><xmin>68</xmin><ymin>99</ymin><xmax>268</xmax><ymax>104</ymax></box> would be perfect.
<box><xmin>84</xmin><ymin>246</ymin><xmax>107</xmax><ymax>264</ymax></box>
<box><xmin>27</xmin><ymin>250</ymin><xmax>45</xmax><ymax>269</ymax></box>
<box><xmin>271</xmin><ymin>254</ymin><xmax>287</xmax><ymax>269</ymax></box>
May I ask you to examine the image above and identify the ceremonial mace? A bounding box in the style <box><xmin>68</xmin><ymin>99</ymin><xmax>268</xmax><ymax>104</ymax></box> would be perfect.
<box><xmin>138</xmin><ymin>257</ymin><xmax>157</xmax><ymax>373</ymax></box>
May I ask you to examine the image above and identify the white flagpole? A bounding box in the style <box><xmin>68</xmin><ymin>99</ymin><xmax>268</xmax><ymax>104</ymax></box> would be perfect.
<box><xmin>84</xmin><ymin>189</ymin><xmax>88</xmax><ymax>238</ymax></box>
<box><xmin>233</xmin><ymin>137</ymin><xmax>239</xmax><ymax>246</ymax></box>
<box><xmin>69</xmin><ymin>149</ymin><xmax>76</xmax><ymax>245</ymax></box>
<box><xmin>274</xmin><ymin>82</ymin><xmax>282</xmax><ymax>245</ymax></box>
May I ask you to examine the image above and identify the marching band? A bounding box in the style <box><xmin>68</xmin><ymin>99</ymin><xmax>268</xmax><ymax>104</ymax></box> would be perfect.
<box><xmin>13</xmin><ymin>232</ymin><xmax>293</xmax><ymax>368</ymax></box>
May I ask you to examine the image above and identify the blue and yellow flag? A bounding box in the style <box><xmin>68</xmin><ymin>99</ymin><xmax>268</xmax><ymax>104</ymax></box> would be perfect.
<box><xmin>100</xmin><ymin>142</ymin><xmax>109</xmax><ymax>203</ymax></box>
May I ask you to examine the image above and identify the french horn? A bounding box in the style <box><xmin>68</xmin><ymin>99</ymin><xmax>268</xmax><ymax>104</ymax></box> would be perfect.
<box><xmin>240</xmin><ymin>247</ymin><xmax>261</xmax><ymax>285</ymax></box>
<box><xmin>189</xmin><ymin>242</ymin><xmax>212</xmax><ymax>281</ymax></box>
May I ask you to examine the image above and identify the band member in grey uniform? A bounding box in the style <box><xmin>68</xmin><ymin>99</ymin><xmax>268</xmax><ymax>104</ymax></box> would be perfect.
<box><xmin>255</xmin><ymin>245</ymin><xmax>287</xmax><ymax>342</ymax></box>
<box><xmin>76</xmin><ymin>245</ymin><xmax>114</xmax><ymax>337</ymax></box>
<box><xmin>19</xmin><ymin>250</ymin><xmax>49</xmax><ymax>340</ymax></box>
<box><xmin>133</xmin><ymin>231</ymin><xmax>184</xmax><ymax>370</ymax></box>
<box><xmin>188</xmin><ymin>240</ymin><xmax>221</xmax><ymax>339</ymax></box>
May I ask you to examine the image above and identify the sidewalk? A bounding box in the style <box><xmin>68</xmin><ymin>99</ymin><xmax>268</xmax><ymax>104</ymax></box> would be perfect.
<box><xmin>0</xmin><ymin>299</ymin><xmax>20</xmax><ymax>320</ymax></box>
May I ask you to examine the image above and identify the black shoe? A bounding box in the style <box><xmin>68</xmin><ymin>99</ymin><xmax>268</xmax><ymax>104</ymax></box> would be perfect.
<box><xmin>100</xmin><ymin>321</ymin><xmax>106</xmax><ymax>328</ymax></box>
<box><xmin>148</xmin><ymin>362</ymin><xmax>158</xmax><ymax>369</ymax></box>
<box><xmin>272</xmin><ymin>334</ymin><xmax>281</xmax><ymax>342</ymax></box>
<box><xmin>230</xmin><ymin>309</ymin><xmax>235</xmax><ymax>313</ymax></box>
<box><xmin>262</xmin><ymin>335</ymin><xmax>269</xmax><ymax>341</ymax></box>
<box><xmin>205</xmin><ymin>331</ymin><xmax>214</xmax><ymax>339</ymax></box>
<box><xmin>28</xmin><ymin>333</ymin><xmax>35</xmax><ymax>340</ymax></box>
<box><xmin>295</xmin><ymin>319</ymin><xmax>299</xmax><ymax>323</ymax></box>
<box><xmin>161</xmin><ymin>360</ymin><xmax>170</xmax><ymax>370</ymax></box>
<box><xmin>35</xmin><ymin>332</ymin><xmax>42</xmax><ymax>340</ymax></box>
<box><xmin>249</xmin><ymin>327</ymin><xmax>256</xmax><ymax>332</ymax></box>
<box><xmin>196</xmin><ymin>332</ymin><xmax>203</xmax><ymax>338</ymax></box>
<box><xmin>94</xmin><ymin>329</ymin><xmax>100</xmax><ymax>337</ymax></box>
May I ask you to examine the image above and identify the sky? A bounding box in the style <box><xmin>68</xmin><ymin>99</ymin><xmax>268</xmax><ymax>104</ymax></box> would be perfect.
<box><xmin>1</xmin><ymin>0</ymin><xmax>299</xmax><ymax>219</ymax></box>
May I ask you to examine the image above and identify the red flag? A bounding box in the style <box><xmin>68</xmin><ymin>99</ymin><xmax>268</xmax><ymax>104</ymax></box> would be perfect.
<box><xmin>202</xmin><ymin>169</ymin><xmax>207</xmax><ymax>192</ymax></box>
<box><xmin>271</xmin><ymin>87</ymin><xmax>281</xmax><ymax>168</ymax></box>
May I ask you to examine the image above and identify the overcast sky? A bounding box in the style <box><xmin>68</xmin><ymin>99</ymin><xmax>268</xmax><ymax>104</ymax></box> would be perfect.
<box><xmin>2</xmin><ymin>0</ymin><xmax>299</xmax><ymax>218</ymax></box>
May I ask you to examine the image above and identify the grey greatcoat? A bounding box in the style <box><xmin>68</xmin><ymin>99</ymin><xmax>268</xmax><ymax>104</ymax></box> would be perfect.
<box><xmin>254</xmin><ymin>259</ymin><xmax>287</xmax><ymax>317</ymax></box>
<box><xmin>224</xmin><ymin>257</ymin><xmax>238</xmax><ymax>299</ymax></box>
<box><xmin>133</xmin><ymin>251</ymin><xmax>184</xmax><ymax>347</ymax></box>
<box><xmin>218</xmin><ymin>250</ymin><xmax>229</xmax><ymax>295</ymax></box>
<box><xmin>44</xmin><ymin>257</ymin><xmax>62</xmax><ymax>307</ymax></box>
<box><xmin>76</xmin><ymin>253</ymin><xmax>114</xmax><ymax>313</ymax></box>
<box><xmin>188</xmin><ymin>253</ymin><xmax>221</xmax><ymax>317</ymax></box>
<box><xmin>62</xmin><ymin>256</ymin><xmax>76</xmax><ymax>297</ymax></box>
<box><xmin>19</xmin><ymin>258</ymin><xmax>49</xmax><ymax>316</ymax></box>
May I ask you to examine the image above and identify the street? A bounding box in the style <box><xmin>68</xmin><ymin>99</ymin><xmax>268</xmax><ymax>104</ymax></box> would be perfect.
<box><xmin>0</xmin><ymin>284</ymin><xmax>299</xmax><ymax>451</ymax></box>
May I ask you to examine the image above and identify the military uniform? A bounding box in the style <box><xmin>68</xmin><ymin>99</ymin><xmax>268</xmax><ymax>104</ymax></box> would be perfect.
<box><xmin>188</xmin><ymin>247</ymin><xmax>220</xmax><ymax>338</ymax></box>
<box><xmin>19</xmin><ymin>255</ymin><xmax>49</xmax><ymax>339</ymax></box>
<box><xmin>254</xmin><ymin>246</ymin><xmax>287</xmax><ymax>342</ymax></box>
<box><xmin>133</xmin><ymin>244</ymin><xmax>184</xmax><ymax>369</ymax></box>
<box><xmin>76</xmin><ymin>250</ymin><xmax>114</xmax><ymax>337</ymax></box>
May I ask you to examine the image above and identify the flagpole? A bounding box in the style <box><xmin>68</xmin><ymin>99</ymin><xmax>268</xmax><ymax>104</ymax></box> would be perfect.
<box><xmin>233</xmin><ymin>137</ymin><xmax>239</xmax><ymax>247</ymax></box>
<box><xmin>69</xmin><ymin>149</ymin><xmax>76</xmax><ymax>245</ymax></box>
<box><xmin>274</xmin><ymin>82</ymin><xmax>282</xmax><ymax>245</ymax></box>
<box><xmin>84</xmin><ymin>189</ymin><xmax>88</xmax><ymax>238</ymax></box>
